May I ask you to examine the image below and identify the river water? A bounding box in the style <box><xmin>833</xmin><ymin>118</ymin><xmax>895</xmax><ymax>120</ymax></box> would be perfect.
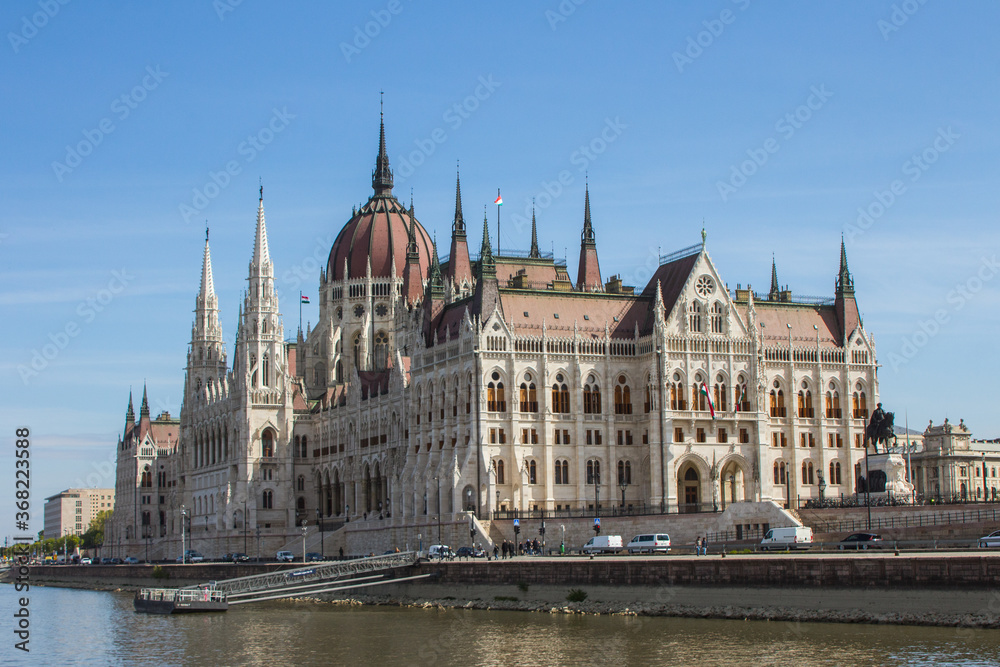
<box><xmin>3</xmin><ymin>585</ymin><xmax>999</xmax><ymax>666</ymax></box>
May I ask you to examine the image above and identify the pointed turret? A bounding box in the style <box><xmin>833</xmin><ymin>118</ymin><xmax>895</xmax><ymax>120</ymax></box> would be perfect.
<box><xmin>252</xmin><ymin>187</ymin><xmax>270</xmax><ymax>271</ymax></box>
<box><xmin>403</xmin><ymin>205</ymin><xmax>423</xmax><ymax>305</ymax></box>
<box><xmin>124</xmin><ymin>390</ymin><xmax>135</xmax><ymax>438</ymax></box>
<box><xmin>372</xmin><ymin>105</ymin><xmax>393</xmax><ymax>197</ymax></box>
<box><xmin>137</xmin><ymin>383</ymin><xmax>151</xmax><ymax>440</ymax></box>
<box><xmin>529</xmin><ymin>202</ymin><xmax>541</xmax><ymax>259</ymax></box>
<box><xmin>423</xmin><ymin>238</ymin><xmax>446</xmax><ymax>345</ymax></box>
<box><xmin>769</xmin><ymin>256</ymin><xmax>780</xmax><ymax>301</ymax></box>
<box><xmin>448</xmin><ymin>168</ymin><xmax>473</xmax><ymax>287</ymax></box>
<box><xmin>200</xmin><ymin>228</ymin><xmax>215</xmax><ymax>298</ymax></box>
<box><xmin>140</xmin><ymin>384</ymin><xmax>150</xmax><ymax>418</ymax></box>
<box><xmin>835</xmin><ymin>237</ymin><xmax>861</xmax><ymax>344</ymax></box>
<box><xmin>474</xmin><ymin>207</ymin><xmax>502</xmax><ymax>323</ymax></box>
<box><xmin>187</xmin><ymin>225</ymin><xmax>227</xmax><ymax>406</ymax></box>
<box><xmin>479</xmin><ymin>208</ymin><xmax>495</xmax><ymax>278</ymax></box>
<box><xmin>576</xmin><ymin>184</ymin><xmax>602</xmax><ymax>291</ymax></box>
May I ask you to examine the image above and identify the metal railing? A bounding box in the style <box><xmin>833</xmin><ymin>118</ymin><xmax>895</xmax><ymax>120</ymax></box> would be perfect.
<box><xmin>810</xmin><ymin>505</ymin><xmax>1000</xmax><ymax>535</ymax></box>
<box><xmin>492</xmin><ymin>502</ymin><xmax>723</xmax><ymax>522</ymax></box>
<box><xmin>190</xmin><ymin>551</ymin><xmax>417</xmax><ymax>596</ymax></box>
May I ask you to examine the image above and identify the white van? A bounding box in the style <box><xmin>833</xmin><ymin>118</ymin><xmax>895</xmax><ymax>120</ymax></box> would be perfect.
<box><xmin>582</xmin><ymin>535</ymin><xmax>623</xmax><ymax>554</ymax></box>
<box><xmin>626</xmin><ymin>534</ymin><xmax>671</xmax><ymax>554</ymax></box>
<box><xmin>760</xmin><ymin>526</ymin><xmax>813</xmax><ymax>551</ymax></box>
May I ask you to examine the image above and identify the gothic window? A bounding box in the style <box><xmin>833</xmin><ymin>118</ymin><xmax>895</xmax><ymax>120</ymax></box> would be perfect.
<box><xmin>496</xmin><ymin>459</ymin><xmax>505</xmax><ymax>485</ymax></box>
<box><xmin>617</xmin><ymin>460</ymin><xmax>632</xmax><ymax>485</ymax></box>
<box><xmin>528</xmin><ymin>460</ymin><xmax>537</xmax><ymax>485</ymax></box>
<box><xmin>195</xmin><ymin>377</ymin><xmax>202</xmax><ymax>394</ymax></box>
<box><xmin>695</xmin><ymin>275</ymin><xmax>715</xmax><ymax>296</ymax></box>
<box><xmin>353</xmin><ymin>332</ymin><xmax>362</xmax><ymax>370</ymax></box>
<box><xmin>770</xmin><ymin>388</ymin><xmax>786</xmax><ymax>417</ymax></box>
<box><xmin>262</xmin><ymin>489</ymin><xmax>273</xmax><ymax>509</ymax></box>
<box><xmin>689</xmin><ymin>301</ymin><xmax>702</xmax><ymax>332</ymax></box>
<box><xmin>830</xmin><ymin>461</ymin><xmax>842</xmax><ymax>485</ymax></box>
<box><xmin>314</xmin><ymin>363</ymin><xmax>326</xmax><ymax>387</ymax></box>
<box><xmin>375</xmin><ymin>303</ymin><xmax>388</xmax><ymax>317</ymax></box>
<box><xmin>301</xmin><ymin>435</ymin><xmax>308</xmax><ymax>458</ymax></box>
<box><xmin>552</xmin><ymin>382</ymin><xmax>570</xmax><ymax>413</ymax></box>
<box><xmin>587</xmin><ymin>459</ymin><xmax>601</xmax><ymax>485</ymax></box>
<box><xmin>714</xmin><ymin>376</ymin><xmax>728</xmax><ymax>412</ymax></box>
<box><xmin>519</xmin><ymin>379</ymin><xmax>538</xmax><ymax>413</ymax></box>
<box><xmin>336</xmin><ymin>306</ymin><xmax>343</xmax><ymax>320</ymax></box>
<box><xmin>801</xmin><ymin>461</ymin><xmax>815</xmax><ymax>485</ymax></box>
<box><xmin>374</xmin><ymin>331</ymin><xmax>389</xmax><ymax>370</ymax></box>
<box><xmin>250</xmin><ymin>354</ymin><xmax>258</xmax><ymax>388</ymax></box>
<box><xmin>335</xmin><ymin>360</ymin><xmax>343</xmax><ymax>383</ymax></box>
<box><xmin>826</xmin><ymin>390</ymin><xmax>841</xmax><ymax>418</ymax></box>
<box><xmin>353</xmin><ymin>305</ymin><xmax>364</xmax><ymax>318</ymax></box>
<box><xmin>583</xmin><ymin>376</ymin><xmax>601</xmax><ymax>414</ymax></box>
<box><xmin>297</xmin><ymin>475</ymin><xmax>305</xmax><ymax>491</ymax></box>
<box><xmin>644</xmin><ymin>381</ymin><xmax>652</xmax><ymax>413</ymax></box>
<box><xmin>711</xmin><ymin>302</ymin><xmax>724</xmax><ymax>333</ymax></box>
<box><xmin>487</xmin><ymin>377</ymin><xmax>506</xmax><ymax>412</ymax></box>
<box><xmin>614</xmin><ymin>375</ymin><xmax>632</xmax><ymax>415</ymax></box>
<box><xmin>773</xmin><ymin>461</ymin><xmax>786</xmax><ymax>484</ymax></box>
<box><xmin>261</xmin><ymin>430</ymin><xmax>274</xmax><ymax>458</ymax></box>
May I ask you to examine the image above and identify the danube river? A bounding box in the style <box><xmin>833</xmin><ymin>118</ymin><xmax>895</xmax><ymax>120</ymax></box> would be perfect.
<box><xmin>3</xmin><ymin>585</ymin><xmax>1000</xmax><ymax>666</ymax></box>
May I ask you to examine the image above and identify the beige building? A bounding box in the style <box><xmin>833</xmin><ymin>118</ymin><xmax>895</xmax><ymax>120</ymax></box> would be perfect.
<box><xmin>43</xmin><ymin>488</ymin><xmax>114</xmax><ymax>539</ymax></box>
<box><xmin>910</xmin><ymin>419</ymin><xmax>1000</xmax><ymax>501</ymax></box>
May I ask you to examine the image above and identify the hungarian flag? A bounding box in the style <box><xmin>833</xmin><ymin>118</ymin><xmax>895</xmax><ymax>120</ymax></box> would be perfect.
<box><xmin>699</xmin><ymin>382</ymin><xmax>716</xmax><ymax>419</ymax></box>
<box><xmin>300</xmin><ymin>295</ymin><xmax>310</xmax><ymax>304</ymax></box>
<box><xmin>494</xmin><ymin>194</ymin><xmax>503</xmax><ymax>206</ymax></box>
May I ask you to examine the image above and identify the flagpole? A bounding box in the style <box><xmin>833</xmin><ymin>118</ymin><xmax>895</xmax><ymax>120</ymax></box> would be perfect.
<box><xmin>496</xmin><ymin>188</ymin><xmax>501</xmax><ymax>256</ymax></box>
<box><xmin>299</xmin><ymin>290</ymin><xmax>303</xmax><ymax>335</ymax></box>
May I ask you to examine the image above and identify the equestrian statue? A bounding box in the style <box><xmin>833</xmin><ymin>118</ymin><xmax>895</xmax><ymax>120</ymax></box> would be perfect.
<box><xmin>865</xmin><ymin>402</ymin><xmax>896</xmax><ymax>454</ymax></box>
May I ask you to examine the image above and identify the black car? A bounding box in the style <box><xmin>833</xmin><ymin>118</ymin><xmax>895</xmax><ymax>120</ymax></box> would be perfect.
<box><xmin>228</xmin><ymin>552</ymin><xmax>250</xmax><ymax>562</ymax></box>
<box><xmin>454</xmin><ymin>546</ymin><xmax>485</xmax><ymax>559</ymax></box>
<box><xmin>305</xmin><ymin>552</ymin><xmax>324</xmax><ymax>562</ymax></box>
<box><xmin>838</xmin><ymin>533</ymin><xmax>883</xmax><ymax>550</ymax></box>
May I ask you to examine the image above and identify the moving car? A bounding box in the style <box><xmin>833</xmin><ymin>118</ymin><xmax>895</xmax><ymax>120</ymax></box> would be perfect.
<box><xmin>454</xmin><ymin>546</ymin><xmax>485</xmax><ymax>559</ymax></box>
<box><xmin>979</xmin><ymin>530</ymin><xmax>1000</xmax><ymax>548</ymax></box>
<box><xmin>123</xmin><ymin>556</ymin><xmax>140</xmax><ymax>564</ymax></box>
<box><xmin>626</xmin><ymin>534</ymin><xmax>671</xmax><ymax>554</ymax></box>
<box><xmin>79</xmin><ymin>557</ymin><xmax>92</xmax><ymax>565</ymax></box>
<box><xmin>176</xmin><ymin>550</ymin><xmax>205</xmax><ymax>563</ymax></box>
<box><xmin>427</xmin><ymin>544</ymin><xmax>453</xmax><ymax>559</ymax></box>
<box><xmin>759</xmin><ymin>526</ymin><xmax>813</xmax><ymax>551</ymax></box>
<box><xmin>305</xmin><ymin>552</ymin><xmax>325</xmax><ymax>562</ymax></box>
<box><xmin>582</xmin><ymin>535</ymin><xmax>623</xmax><ymax>554</ymax></box>
<box><xmin>838</xmin><ymin>533</ymin><xmax>883</xmax><ymax>550</ymax></box>
<box><xmin>275</xmin><ymin>550</ymin><xmax>295</xmax><ymax>562</ymax></box>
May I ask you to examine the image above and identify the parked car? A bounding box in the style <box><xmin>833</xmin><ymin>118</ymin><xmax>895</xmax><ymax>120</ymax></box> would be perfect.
<box><xmin>100</xmin><ymin>557</ymin><xmax>113</xmax><ymax>565</ymax></box>
<box><xmin>176</xmin><ymin>550</ymin><xmax>205</xmax><ymax>563</ymax></box>
<box><xmin>123</xmin><ymin>556</ymin><xmax>140</xmax><ymax>564</ymax></box>
<box><xmin>276</xmin><ymin>550</ymin><xmax>295</xmax><ymax>562</ymax></box>
<box><xmin>427</xmin><ymin>544</ymin><xmax>453</xmax><ymax>559</ymax></box>
<box><xmin>978</xmin><ymin>530</ymin><xmax>1000</xmax><ymax>548</ymax></box>
<box><xmin>229</xmin><ymin>552</ymin><xmax>250</xmax><ymax>562</ymax></box>
<box><xmin>454</xmin><ymin>546</ymin><xmax>485</xmax><ymax>559</ymax></box>
<box><xmin>582</xmin><ymin>535</ymin><xmax>623</xmax><ymax>554</ymax></box>
<box><xmin>760</xmin><ymin>527</ymin><xmax>813</xmax><ymax>551</ymax></box>
<box><xmin>109</xmin><ymin>557</ymin><xmax>122</xmax><ymax>565</ymax></box>
<box><xmin>626</xmin><ymin>534</ymin><xmax>671</xmax><ymax>554</ymax></box>
<box><xmin>838</xmin><ymin>533</ymin><xmax>883</xmax><ymax>550</ymax></box>
<box><xmin>79</xmin><ymin>557</ymin><xmax>92</xmax><ymax>565</ymax></box>
<box><xmin>305</xmin><ymin>552</ymin><xmax>325</xmax><ymax>562</ymax></box>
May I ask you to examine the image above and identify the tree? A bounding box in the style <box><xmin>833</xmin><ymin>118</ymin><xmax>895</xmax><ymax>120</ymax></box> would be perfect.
<box><xmin>81</xmin><ymin>510</ymin><xmax>112</xmax><ymax>549</ymax></box>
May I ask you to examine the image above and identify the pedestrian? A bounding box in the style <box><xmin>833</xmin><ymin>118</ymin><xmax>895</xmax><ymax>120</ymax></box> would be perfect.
<box><xmin>702</xmin><ymin>536</ymin><xmax>709</xmax><ymax>556</ymax></box>
<box><xmin>339</xmin><ymin>546</ymin><xmax>344</xmax><ymax>560</ymax></box>
<box><xmin>493</xmin><ymin>544</ymin><xmax>499</xmax><ymax>560</ymax></box>
<box><xmin>695</xmin><ymin>536</ymin><xmax>701</xmax><ymax>556</ymax></box>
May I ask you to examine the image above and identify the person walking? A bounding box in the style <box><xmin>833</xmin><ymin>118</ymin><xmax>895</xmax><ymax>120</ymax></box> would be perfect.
<box><xmin>695</xmin><ymin>536</ymin><xmax>702</xmax><ymax>556</ymax></box>
<box><xmin>702</xmin><ymin>536</ymin><xmax>709</xmax><ymax>556</ymax></box>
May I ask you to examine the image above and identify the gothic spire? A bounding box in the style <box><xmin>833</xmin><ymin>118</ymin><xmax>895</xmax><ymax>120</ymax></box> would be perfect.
<box><xmin>200</xmin><ymin>227</ymin><xmax>215</xmax><ymax>298</ymax></box>
<box><xmin>769</xmin><ymin>255</ymin><xmax>780</xmax><ymax>300</ymax></box>
<box><xmin>430</xmin><ymin>236</ymin><xmax>442</xmax><ymax>285</ymax></box>
<box><xmin>140</xmin><ymin>383</ymin><xmax>150</xmax><ymax>418</ymax></box>
<box><xmin>582</xmin><ymin>183</ymin><xmax>595</xmax><ymax>245</ymax></box>
<box><xmin>576</xmin><ymin>184</ymin><xmax>602</xmax><ymax>291</ymax></box>
<box><xmin>836</xmin><ymin>235</ymin><xmax>854</xmax><ymax>296</ymax></box>
<box><xmin>453</xmin><ymin>166</ymin><xmax>465</xmax><ymax>234</ymax></box>
<box><xmin>479</xmin><ymin>207</ymin><xmax>495</xmax><ymax>274</ymax></box>
<box><xmin>529</xmin><ymin>201</ymin><xmax>540</xmax><ymax>258</ymax></box>
<box><xmin>372</xmin><ymin>101</ymin><xmax>394</xmax><ymax>196</ymax></box>
<box><xmin>252</xmin><ymin>187</ymin><xmax>271</xmax><ymax>270</ymax></box>
<box><xmin>126</xmin><ymin>389</ymin><xmax>135</xmax><ymax>423</ymax></box>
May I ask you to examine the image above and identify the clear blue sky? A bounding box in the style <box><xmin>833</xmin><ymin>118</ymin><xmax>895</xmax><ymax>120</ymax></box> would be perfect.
<box><xmin>2</xmin><ymin>2</ymin><xmax>998</xmax><ymax>536</ymax></box>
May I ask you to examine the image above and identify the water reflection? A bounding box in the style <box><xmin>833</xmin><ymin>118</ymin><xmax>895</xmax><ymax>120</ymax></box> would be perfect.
<box><xmin>4</xmin><ymin>586</ymin><xmax>999</xmax><ymax>667</ymax></box>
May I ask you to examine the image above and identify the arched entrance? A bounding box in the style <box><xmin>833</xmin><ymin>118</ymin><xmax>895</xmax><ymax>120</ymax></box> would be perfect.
<box><xmin>678</xmin><ymin>463</ymin><xmax>701</xmax><ymax>513</ymax></box>
<box><xmin>719</xmin><ymin>460</ymin><xmax>746</xmax><ymax>510</ymax></box>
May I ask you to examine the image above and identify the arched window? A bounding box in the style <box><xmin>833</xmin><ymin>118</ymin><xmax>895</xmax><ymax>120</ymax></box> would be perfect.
<box><xmin>519</xmin><ymin>382</ymin><xmax>538</xmax><ymax>412</ymax></box>
<box><xmin>496</xmin><ymin>459</ymin><xmax>505</xmax><ymax>485</ymax></box>
<box><xmin>774</xmin><ymin>461</ymin><xmax>787</xmax><ymax>485</ymax></box>
<box><xmin>335</xmin><ymin>360</ymin><xmax>343</xmax><ymax>383</ymax></box>
<box><xmin>353</xmin><ymin>332</ymin><xmax>362</xmax><ymax>370</ymax></box>
<box><xmin>801</xmin><ymin>461</ymin><xmax>814</xmax><ymax>485</ymax></box>
<box><xmin>714</xmin><ymin>377</ymin><xmax>728</xmax><ymax>412</ymax></box>
<box><xmin>614</xmin><ymin>375</ymin><xmax>632</xmax><ymax>415</ymax></box>
<box><xmin>297</xmin><ymin>475</ymin><xmax>305</xmax><ymax>491</ymax></box>
<box><xmin>587</xmin><ymin>459</ymin><xmax>601</xmax><ymax>485</ymax></box>
<box><xmin>830</xmin><ymin>461</ymin><xmax>842</xmax><ymax>485</ymax></box>
<box><xmin>689</xmin><ymin>301</ymin><xmax>702</xmax><ymax>332</ymax></box>
<box><xmin>140</xmin><ymin>465</ymin><xmax>152</xmax><ymax>488</ymax></box>
<box><xmin>711</xmin><ymin>302</ymin><xmax>724</xmax><ymax>333</ymax></box>
<box><xmin>528</xmin><ymin>460</ymin><xmax>537</xmax><ymax>485</ymax></box>
<box><xmin>670</xmin><ymin>375</ymin><xmax>687</xmax><ymax>410</ymax></box>
<box><xmin>826</xmin><ymin>390</ymin><xmax>841</xmax><ymax>418</ymax></box>
<box><xmin>261</xmin><ymin>430</ymin><xmax>274</xmax><ymax>458</ymax></box>
<box><xmin>555</xmin><ymin>459</ymin><xmax>569</xmax><ymax>485</ymax></box>
<box><xmin>301</xmin><ymin>435</ymin><xmax>308</xmax><ymax>458</ymax></box>
<box><xmin>487</xmin><ymin>381</ymin><xmax>506</xmax><ymax>412</ymax></box>
<box><xmin>644</xmin><ymin>382</ymin><xmax>652</xmax><ymax>413</ymax></box>
<box><xmin>262</xmin><ymin>489</ymin><xmax>273</xmax><ymax>509</ymax></box>
<box><xmin>552</xmin><ymin>382</ymin><xmax>570</xmax><ymax>413</ymax></box>
<box><xmin>617</xmin><ymin>460</ymin><xmax>632</xmax><ymax>485</ymax></box>
<box><xmin>262</xmin><ymin>353</ymin><xmax>270</xmax><ymax>388</ymax></box>
<box><xmin>583</xmin><ymin>376</ymin><xmax>601</xmax><ymax>414</ymax></box>
<box><xmin>373</xmin><ymin>331</ymin><xmax>389</xmax><ymax>370</ymax></box>
<box><xmin>770</xmin><ymin>388</ymin><xmax>786</xmax><ymax>417</ymax></box>
<box><xmin>250</xmin><ymin>354</ymin><xmax>258</xmax><ymax>388</ymax></box>
<box><xmin>693</xmin><ymin>380</ymin><xmax>707</xmax><ymax>412</ymax></box>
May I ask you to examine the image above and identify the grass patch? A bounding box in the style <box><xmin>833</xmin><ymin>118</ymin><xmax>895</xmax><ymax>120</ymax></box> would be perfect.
<box><xmin>494</xmin><ymin>596</ymin><xmax>519</xmax><ymax>602</ymax></box>
<box><xmin>152</xmin><ymin>565</ymin><xmax>169</xmax><ymax>580</ymax></box>
<box><xmin>566</xmin><ymin>589</ymin><xmax>588</xmax><ymax>603</ymax></box>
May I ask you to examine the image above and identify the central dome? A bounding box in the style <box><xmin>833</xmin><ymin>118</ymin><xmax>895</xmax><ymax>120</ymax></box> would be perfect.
<box><xmin>327</xmin><ymin>114</ymin><xmax>434</xmax><ymax>282</ymax></box>
<box><xmin>327</xmin><ymin>195</ymin><xmax>433</xmax><ymax>281</ymax></box>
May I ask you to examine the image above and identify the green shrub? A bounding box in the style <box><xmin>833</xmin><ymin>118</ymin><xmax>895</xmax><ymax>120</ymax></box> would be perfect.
<box><xmin>152</xmin><ymin>565</ymin><xmax>169</xmax><ymax>580</ymax></box>
<box><xmin>566</xmin><ymin>589</ymin><xmax>588</xmax><ymax>603</ymax></box>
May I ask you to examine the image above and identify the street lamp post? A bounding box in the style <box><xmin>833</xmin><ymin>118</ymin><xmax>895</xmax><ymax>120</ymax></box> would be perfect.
<box><xmin>301</xmin><ymin>521</ymin><xmax>308</xmax><ymax>564</ymax></box>
<box><xmin>560</xmin><ymin>524</ymin><xmax>565</xmax><ymax>555</ymax></box>
<box><xmin>619</xmin><ymin>479</ymin><xmax>628</xmax><ymax>513</ymax></box>
<box><xmin>594</xmin><ymin>471</ymin><xmax>601</xmax><ymax>516</ymax></box>
<box><xmin>243</xmin><ymin>499</ymin><xmax>248</xmax><ymax>556</ymax></box>
<box><xmin>142</xmin><ymin>524</ymin><xmax>150</xmax><ymax>564</ymax></box>
<box><xmin>818</xmin><ymin>474</ymin><xmax>827</xmax><ymax>506</ymax></box>
<box><xmin>255</xmin><ymin>526</ymin><xmax>261</xmax><ymax>562</ymax></box>
<box><xmin>316</xmin><ymin>508</ymin><xmax>325</xmax><ymax>559</ymax></box>
<box><xmin>180</xmin><ymin>505</ymin><xmax>187</xmax><ymax>564</ymax></box>
<box><xmin>434</xmin><ymin>476</ymin><xmax>442</xmax><ymax>545</ymax></box>
<box><xmin>983</xmin><ymin>453</ymin><xmax>989</xmax><ymax>503</ymax></box>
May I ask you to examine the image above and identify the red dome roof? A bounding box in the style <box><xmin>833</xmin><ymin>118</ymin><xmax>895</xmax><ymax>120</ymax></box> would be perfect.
<box><xmin>327</xmin><ymin>195</ymin><xmax>434</xmax><ymax>281</ymax></box>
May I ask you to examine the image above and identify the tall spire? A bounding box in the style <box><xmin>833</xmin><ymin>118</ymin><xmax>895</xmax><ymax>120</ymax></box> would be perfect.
<box><xmin>576</xmin><ymin>184</ymin><xmax>602</xmax><ymax>291</ymax></box>
<box><xmin>140</xmin><ymin>383</ymin><xmax>150</xmax><ymax>418</ymax></box>
<box><xmin>252</xmin><ymin>186</ymin><xmax>270</xmax><ymax>270</ymax></box>
<box><xmin>126</xmin><ymin>390</ymin><xmax>135</xmax><ymax>423</ymax></box>
<box><xmin>403</xmin><ymin>204</ymin><xmax>423</xmax><ymax>305</ymax></box>
<box><xmin>200</xmin><ymin>226</ymin><xmax>215</xmax><ymax>298</ymax></box>
<box><xmin>453</xmin><ymin>165</ymin><xmax>465</xmax><ymax>234</ymax></box>
<box><xmin>479</xmin><ymin>207</ymin><xmax>495</xmax><ymax>275</ymax></box>
<box><xmin>529</xmin><ymin>201</ymin><xmax>540</xmax><ymax>258</ymax></box>
<box><xmin>372</xmin><ymin>96</ymin><xmax>394</xmax><ymax>197</ymax></box>
<box><xmin>769</xmin><ymin>255</ymin><xmax>780</xmax><ymax>300</ymax></box>
<box><xmin>836</xmin><ymin>235</ymin><xmax>854</xmax><ymax>296</ymax></box>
